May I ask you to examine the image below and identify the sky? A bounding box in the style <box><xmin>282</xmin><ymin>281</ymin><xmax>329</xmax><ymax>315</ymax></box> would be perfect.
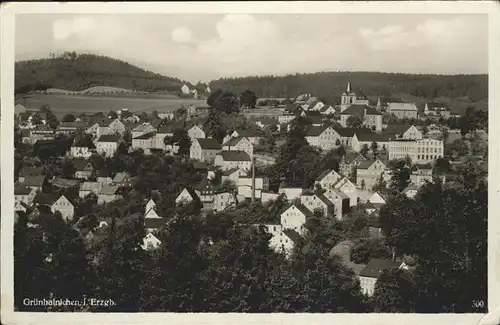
<box><xmin>15</xmin><ymin>13</ymin><xmax>488</xmax><ymax>83</ymax></box>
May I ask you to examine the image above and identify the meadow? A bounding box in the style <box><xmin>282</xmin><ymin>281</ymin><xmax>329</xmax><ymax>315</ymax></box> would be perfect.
<box><xmin>15</xmin><ymin>94</ymin><xmax>206</xmax><ymax>117</ymax></box>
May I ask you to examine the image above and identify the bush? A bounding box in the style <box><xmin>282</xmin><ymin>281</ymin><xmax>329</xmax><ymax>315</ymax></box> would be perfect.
<box><xmin>350</xmin><ymin>238</ymin><xmax>391</xmax><ymax>264</ymax></box>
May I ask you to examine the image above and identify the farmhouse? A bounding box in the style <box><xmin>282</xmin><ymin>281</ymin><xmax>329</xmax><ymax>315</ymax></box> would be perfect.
<box><xmin>351</xmin><ymin>132</ymin><xmax>390</xmax><ymax>153</ymax></box>
<box><xmin>315</xmin><ymin>169</ymin><xmax>342</xmax><ymax>190</ymax></box>
<box><xmin>356</xmin><ymin>159</ymin><xmax>389</xmax><ymax>190</ymax></box>
<box><xmin>73</xmin><ymin>158</ymin><xmax>94</xmax><ymax>180</ymax></box>
<box><xmin>188</xmin><ymin>125</ymin><xmax>206</xmax><ymax>141</ymax></box>
<box><xmin>79</xmin><ymin>182</ymin><xmax>102</xmax><ymax>199</ymax></box>
<box><xmin>222</xmin><ymin>136</ymin><xmax>253</xmax><ymax>156</ymax></box>
<box><xmin>305</xmin><ymin>125</ymin><xmax>341</xmax><ymax>151</ymax></box>
<box><xmin>190</xmin><ymin>138</ymin><xmax>222</xmax><ymax>163</ymax></box>
<box><xmin>214</xmin><ymin>151</ymin><xmax>252</xmax><ymax>172</ymax></box>
<box><xmin>280</xmin><ymin>203</ymin><xmax>313</xmax><ymax>237</ymax></box>
<box><xmin>221</xmin><ymin>168</ymin><xmax>247</xmax><ymax>184</ymax></box>
<box><xmin>15</xmin><ymin>184</ymin><xmax>37</xmax><ymax>205</ymax></box>
<box><xmin>359</xmin><ymin>258</ymin><xmax>403</xmax><ymax>297</ymax></box>
<box><xmin>132</xmin><ymin>132</ymin><xmax>156</xmax><ymax>154</ymax></box>
<box><xmin>96</xmin><ymin>134</ymin><xmax>121</xmax><ymax>157</ymax></box>
<box><xmin>34</xmin><ymin>193</ymin><xmax>75</xmax><ymax>221</ymax></box>
<box><xmin>132</xmin><ymin>122</ymin><xmax>157</xmax><ymax>139</ymax></box>
<box><xmin>98</xmin><ymin>184</ymin><xmax>122</xmax><ymax>204</ymax></box>
<box><xmin>71</xmin><ymin>137</ymin><xmax>96</xmax><ymax>158</ymax></box>
<box><xmin>339</xmin><ymin>152</ymin><xmax>367</xmax><ymax>178</ymax></box>
<box><xmin>382</xmin><ymin>125</ymin><xmax>422</xmax><ymax>140</ymax></box>
<box><xmin>230</xmin><ymin>129</ymin><xmax>262</xmax><ymax>145</ymax></box>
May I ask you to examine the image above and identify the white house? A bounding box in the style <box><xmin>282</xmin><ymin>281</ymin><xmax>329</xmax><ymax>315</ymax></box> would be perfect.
<box><xmin>181</xmin><ymin>84</ymin><xmax>191</xmax><ymax>95</ymax></box>
<box><xmin>383</xmin><ymin>124</ymin><xmax>422</xmax><ymax>140</ymax></box>
<box><xmin>190</xmin><ymin>138</ymin><xmax>222</xmax><ymax>163</ymax></box>
<box><xmin>351</xmin><ymin>132</ymin><xmax>390</xmax><ymax>153</ymax></box>
<box><xmin>402</xmin><ymin>184</ymin><xmax>419</xmax><ymax>199</ymax></box>
<box><xmin>51</xmin><ymin>195</ymin><xmax>75</xmax><ymax>221</ymax></box>
<box><xmin>261</xmin><ymin>191</ymin><xmax>280</xmax><ymax>204</ymax></box>
<box><xmin>214</xmin><ymin>192</ymin><xmax>236</xmax><ymax>212</ymax></box>
<box><xmin>175</xmin><ymin>187</ymin><xmax>200</xmax><ymax>205</ymax></box>
<box><xmin>79</xmin><ymin>182</ymin><xmax>102</xmax><ymax>199</ymax></box>
<box><xmin>280</xmin><ymin>203</ymin><xmax>313</xmax><ymax>236</ymax></box>
<box><xmin>299</xmin><ymin>193</ymin><xmax>334</xmax><ymax>218</ymax></box>
<box><xmin>97</xmin><ymin>184</ymin><xmax>121</xmax><ymax>204</ymax></box>
<box><xmin>95</xmin><ymin>134</ymin><xmax>121</xmax><ymax>157</ymax></box>
<box><xmin>145</xmin><ymin>199</ymin><xmax>156</xmax><ymax>215</ymax></box>
<box><xmin>222</xmin><ymin>136</ymin><xmax>253</xmax><ymax>157</ymax></box>
<box><xmin>356</xmin><ymin>159</ymin><xmax>389</xmax><ymax>190</ymax></box>
<box><xmin>14</xmin><ymin>185</ymin><xmax>37</xmax><ymax>206</ymax></box>
<box><xmin>141</xmin><ymin>233</ymin><xmax>162</xmax><ymax>251</ymax></box>
<box><xmin>188</xmin><ymin>125</ymin><xmax>206</xmax><ymax>141</ymax></box>
<box><xmin>359</xmin><ymin>258</ymin><xmax>403</xmax><ymax>297</ymax></box>
<box><xmin>322</xmin><ymin>188</ymin><xmax>350</xmax><ymax>220</ymax></box>
<box><xmin>70</xmin><ymin>138</ymin><xmax>96</xmax><ymax>158</ymax></box>
<box><xmin>315</xmin><ymin>169</ymin><xmax>342</xmax><ymax>190</ymax></box>
<box><xmin>230</xmin><ymin>129</ymin><xmax>261</xmax><ymax>145</ymax></box>
<box><xmin>333</xmin><ymin>177</ymin><xmax>359</xmax><ymax>207</ymax></box>
<box><xmin>221</xmin><ymin>168</ymin><xmax>248</xmax><ymax>185</ymax></box>
<box><xmin>389</xmin><ymin>138</ymin><xmax>444</xmax><ymax>164</ymax></box>
<box><xmin>132</xmin><ymin>122</ymin><xmax>157</xmax><ymax>139</ymax></box>
<box><xmin>387</xmin><ymin>102</ymin><xmax>418</xmax><ymax>119</ymax></box>
<box><xmin>278</xmin><ymin>187</ymin><xmax>303</xmax><ymax>201</ymax></box>
<box><xmin>305</xmin><ymin>125</ymin><xmax>342</xmax><ymax>151</ymax></box>
<box><xmin>237</xmin><ymin>176</ymin><xmax>267</xmax><ymax>199</ymax></box>
<box><xmin>214</xmin><ymin>151</ymin><xmax>252</xmax><ymax>172</ymax></box>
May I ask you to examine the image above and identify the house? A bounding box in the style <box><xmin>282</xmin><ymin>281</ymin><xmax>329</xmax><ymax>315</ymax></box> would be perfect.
<box><xmin>175</xmin><ymin>187</ymin><xmax>200</xmax><ymax>206</ymax></box>
<box><xmin>95</xmin><ymin>134</ymin><xmax>121</xmax><ymax>157</ymax></box>
<box><xmin>269</xmin><ymin>228</ymin><xmax>304</xmax><ymax>257</ymax></box>
<box><xmin>322</xmin><ymin>188</ymin><xmax>350</xmax><ymax>220</ymax></box>
<box><xmin>359</xmin><ymin>258</ymin><xmax>403</xmax><ymax>297</ymax></box>
<box><xmin>112</xmin><ymin>172</ymin><xmax>137</xmax><ymax>188</ymax></box>
<box><xmin>299</xmin><ymin>193</ymin><xmax>334</xmax><ymax>218</ymax></box>
<box><xmin>339</xmin><ymin>153</ymin><xmax>367</xmax><ymax>178</ymax></box>
<box><xmin>70</xmin><ymin>137</ymin><xmax>96</xmax><ymax>158</ymax></box>
<box><xmin>305</xmin><ymin>125</ymin><xmax>342</xmax><ymax>151</ymax></box>
<box><xmin>214</xmin><ymin>151</ymin><xmax>252</xmax><ymax>172</ymax></box>
<box><xmin>214</xmin><ymin>191</ymin><xmax>236</xmax><ymax>212</ymax></box>
<box><xmin>402</xmin><ymin>184</ymin><xmax>419</xmax><ymax>199</ymax></box>
<box><xmin>18</xmin><ymin>166</ymin><xmax>43</xmax><ymax>183</ymax></box>
<box><xmin>315</xmin><ymin>169</ymin><xmax>342</xmax><ymax>190</ymax></box>
<box><xmin>280</xmin><ymin>203</ymin><xmax>313</xmax><ymax>236</ymax></box>
<box><xmin>334</xmin><ymin>127</ymin><xmax>373</xmax><ymax>149</ymax></box>
<box><xmin>278</xmin><ymin>187</ymin><xmax>303</xmax><ymax>201</ymax></box>
<box><xmin>29</xmin><ymin>124</ymin><xmax>55</xmax><ymax>144</ymax></box>
<box><xmin>132</xmin><ymin>132</ymin><xmax>156</xmax><ymax>154</ymax></box>
<box><xmin>21</xmin><ymin>129</ymin><xmax>31</xmax><ymax>144</ymax></box>
<box><xmin>320</xmin><ymin>105</ymin><xmax>336</xmax><ymax>116</ymax></box>
<box><xmin>410</xmin><ymin>163</ymin><xmax>433</xmax><ymax>185</ymax></box>
<box><xmin>340</xmin><ymin>105</ymin><xmax>383</xmax><ymax>132</ymax></box>
<box><xmin>188</xmin><ymin>125</ymin><xmax>206</xmax><ymax>141</ymax></box>
<box><xmin>383</xmin><ymin>125</ymin><xmax>422</xmax><ymax>140</ymax></box>
<box><xmin>34</xmin><ymin>193</ymin><xmax>75</xmax><ymax>221</ymax></box>
<box><xmin>141</xmin><ymin>233</ymin><xmax>162</xmax><ymax>251</ymax></box>
<box><xmin>15</xmin><ymin>184</ymin><xmax>37</xmax><ymax>205</ymax></box>
<box><xmin>79</xmin><ymin>182</ymin><xmax>102</xmax><ymax>199</ymax></box>
<box><xmin>73</xmin><ymin>159</ymin><xmax>94</xmax><ymax>180</ymax></box>
<box><xmin>51</xmin><ymin>178</ymin><xmax>80</xmax><ymax>189</ymax></box>
<box><xmin>333</xmin><ymin>177</ymin><xmax>359</xmax><ymax>207</ymax></box>
<box><xmin>365</xmin><ymin>192</ymin><xmax>387</xmax><ymax>214</ymax></box>
<box><xmin>145</xmin><ymin>199</ymin><xmax>156</xmax><ymax>215</ymax></box>
<box><xmin>158</xmin><ymin>112</ymin><xmax>174</xmax><ymax>120</ymax></box>
<box><xmin>278</xmin><ymin>114</ymin><xmax>296</xmax><ymax>125</ymax></box>
<box><xmin>190</xmin><ymin>138</ymin><xmax>222</xmax><ymax>163</ymax></box>
<box><xmin>96</xmin><ymin>171</ymin><xmax>113</xmax><ymax>186</ymax></box>
<box><xmin>356</xmin><ymin>159</ymin><xmax>389</xmax><ymax>190</ymax></box>
<box><xmin>387</xmin><ymin>102</ymin><xmax>418</xmax><ymax>119</ymax></box>
<box><xmin>132</xmin><ymin>122</ymin><xmax>157</xmax><ymax>139</ymax></box>
<box><xmin>424</xmin><ymin>102</ymin><xmax>451</xmax><ymax>118</ymax></box>
<box><xmin>181</xmin><ymin>84</ymin><xmax>191</xmax><ymax>95</ymax></box>
<box><xmin>222</xmin><ymin>136</ymin><xmax>253</xmax><ymax>156</ymax></box>
<box><xmin>99</xmin><ymin>118</ymin><xmax>126</xmax><ymax>137</ymax></box>
<box><xmin>221</xmin><ymin>168</ymin><xmax>247</xmax><ymax>184</ymax></box>
<box><xmin>237</xmin><ymin>176</ymin><xmax>268</xmax><ymax>199</ymax></box>
<box><xmin>98</xmin><ymin>184</ymin><xmax>121</xmax><ymax>204</ymax></box>
<box><xmin>351</xmin><ymin>132</ymin><xmax>390</xmax><ymax>153</ymax></box>
<box><xmin>55</xmin><ymin>121</ymin><xmax>86</xmax><ymax>135</ymax></box>
<box><xmin>230</xmin><ymin>129</ymin><xmax>262</xmax><ymax>145</ymax></box>
<box><xmin>261</xmin><ymin>191</ymin><xmax>280</xmax><ymax>204</ymax></box>
<box><xmin>389</xmin><ymin>138</ymin><xmax>444</xmax><ymax>164</ymax></box>
<box><xmin>21</xmin><ymin>175</ymin><xmax>46</xmax><ymax>192</ymax></box>
<box><xmin>144</xmin><ymin>206</ymin><xmax>161</xmax><ymax>220</ymax></box>
<box><xmin>15</xmin><ymin>201</ymin><xmax>30</xmax><ymax>213</ymax></box>
<box><xmin>124</xmin><ymin>114</ymin><xmax>141</xmax><ymax>123</ymax></box>
<box><xmin>254</xmin><ymin>153</ymin><xmax>276</xmax><ymax>167</ymax></box>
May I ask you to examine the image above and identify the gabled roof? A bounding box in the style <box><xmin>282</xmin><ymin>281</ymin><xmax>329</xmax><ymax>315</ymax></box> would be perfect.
<box><xmin>316</xmin><ymin>193</ymin><xmax>334</xmax><ymax>206</ymax></box>
<box><xmin>96</xmin><ymin>134</ymin><xmax>121</xmax><ymax>143</ymax></box>
<box><xmin>73</xmin><ymin>136</ymin><xmax>96</xmax><ymax>149</ymax></box>
<box><xmin>15</xmin><ymin>184</ymin><xmax>33</xmax><ymax>195</ymax></box>
<box><xmin>334</xmin><ymin>127</ymin><xmax>373</xmax><ymax>137</ymax></box>
<box><xmin>320</xmin><ymin>105</ymin><xmax>335</xmax><ymax>112</ymax></box>
<box><xmin>145</xmin><ymin>217</ymin><xmax>166</xmax><ymax>230</ymax></box>
<box><xmin>359</xmin><ymin>258</ymin><xmax>401</xmax><ymax>278</ymax></box>
<box><xmin>133</xmin><ymin>132</ymin><xmax>156</xmax><ymax>140</ymax></box>
<box><xmin>426</xmin><ymin>102</ymin><xmax>450</xmax><ymax>110</ymax></box>
<box><xmin>357</xmin><ymin>159</ymin><xmax>386</xmax><ymax>170</ymax></box>
<box><xmin>219</xmin><ymin>150</ymin><xmax>251</xmax><ymax>162</ymax></box>
<box><xmin>100</xmin><ymin>184</ymin><xmax>120</xmax><ymax>195</ymax></box>
<box><xmin>80</xmin><ymin>182</ymin><xmax>102</xmax><ymax>192</ymax></box>
<box><xmin>343</xmin><ymin>152</ymin><xmax>366</xmax><ymax>164</ymax></box>
<box><xmin>282</xmin><ymin>228</ymin><xmax>305</xmax><ymax>245</ymax></box>
<box><xmin>402</xmin><ymin>183</ymin><xmax>419</xmax><ymax>194</ymax></box>
<box><xmin>33</xmin><ymin>192</ymin><xmax>60</xmax><ymax>206</ymax></box>
<box><xmin>19</xmin><ymin>166</ymin><xmax>43</xmax><ymax>178</ymax></box>
<box><xmin>22</xmin><ymin>175</ymin><xmax>46</xmax><ymax>187</ymax></box>
<box><xmin>382</xmin><ymin>124</ymin><xmax>413</xmax><ymax>136</ymax></box>
<box><xmin>316</xmin><ymin>169</ymin><xmax>340</xmax><ymax>182</ymax></box>
<box><xmin>197</xmin><ymin>138</ymin><xmax>222</xmax><ymax>150</ymax></box>
<box><xmin>388</xmin><ymin>102</ymin><xmax>417</xmax><ymax>111</ymax></box>
<box><xmin>51</xmin><ymin>178</ymin><xmax>80</xmax><ymax>188</ymax></box>
<box><xmin>132</xmin><ymin>122</ymin><xmax>155</xmax><ymax>132</ymax></box>
<box><xmin>223</xmin><ymin>136</ymin><xmax>247</xmax><ymax>147</ymax></box>
<box><xmin>291</xmin><ymin>203</ymin><xmax>314</xmax><ymax>218</ymax></box>
<box><xmin>73</xmin><ymin>158</ymin><xmax>93</xmax><ymax>171</ymax></box>
<box><xmin>305</xmin><ymin>125</ymin><xmax>333</xmax><ymax>137</ymax></box>
<box><xmin>355</xmin><ymin>132</ymin><xmax>391</xmax><ymax>142</ymax></box>
<box><xmin>340</xmin><ymin>104</ymin><xmax>382</xmax><ymax>116</ymax></box>
<box><xmin>221</xmin><ymin>168</ymin><xmax>241</xmax><ymax>176</ymax></box>
<box><xmin>234</xmin><ymin>129</ymin><xmax>260</xmax><ymax>138</ymax></box>
<box><xmin>303</xmin><ymin>115</ymin><xmax>324</xmax><ymax>124</ymax></box>
<box><xmin>326</xmin><ymin>188</ymin><xmax>349</xmax><ymax>199</ymax></box>
<box><xmin>178</xmin><ymin>187</ymin><xmax>201</xmax><ymax>201</ymax></box>
<box><xmin>113</xmin><ymin>172</ymin><xmax>131</xmax><ymax>183</ymax></box>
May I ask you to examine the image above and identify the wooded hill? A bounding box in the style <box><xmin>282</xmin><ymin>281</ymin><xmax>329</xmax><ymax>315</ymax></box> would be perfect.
<box><xmin>209</xmin><ymin>72</ymin><xmax>488</xmax><ymax>113</ymax></box>
<box><xmin>15</xmin><ymin>52</ymin><xmax>192</xmax><ymax>95</ymax></box>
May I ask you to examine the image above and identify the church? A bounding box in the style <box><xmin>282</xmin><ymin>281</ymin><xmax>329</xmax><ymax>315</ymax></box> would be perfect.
<box><xmin>340</xmin><ymin>81</ymin><xmax>370</xmax><ymax>112</ymax></box>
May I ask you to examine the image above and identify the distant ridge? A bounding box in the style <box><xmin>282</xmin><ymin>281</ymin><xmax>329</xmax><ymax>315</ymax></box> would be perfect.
<box><xmin>15</xmin><ymin>52</ymin><xmax>200</xmax><ymax>95</ymax></box>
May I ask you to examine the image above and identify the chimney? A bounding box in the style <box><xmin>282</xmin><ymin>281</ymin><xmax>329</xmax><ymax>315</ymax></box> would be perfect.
<box><xmin>364</xmin><ymin>108</ymin><xmax>367</xmax><ymax>118</ymax></box>
<box><xmin>251</xmin><ymin>155</ymin><xmax>256</xmax><ymax>204</ymax></box>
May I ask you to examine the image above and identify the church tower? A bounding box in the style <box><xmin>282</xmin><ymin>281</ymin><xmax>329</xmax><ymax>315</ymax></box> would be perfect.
<box><xmin>340</xmin><ymin>80</ymin><xmax>357</xmax><ymax>112</ymax></box>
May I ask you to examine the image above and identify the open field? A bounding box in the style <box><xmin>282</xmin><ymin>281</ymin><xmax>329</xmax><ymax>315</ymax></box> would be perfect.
<box><xmin>15</xmin><ymin>94</ymin><xmax>206</xmax><ymax>117</ymax></box>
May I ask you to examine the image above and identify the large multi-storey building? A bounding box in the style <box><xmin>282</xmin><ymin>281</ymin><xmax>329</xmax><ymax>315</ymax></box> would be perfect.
<box><xmin>389</xmin><ymin>138</ymin><xmax>444</xmax><ymax>164</ymax></box>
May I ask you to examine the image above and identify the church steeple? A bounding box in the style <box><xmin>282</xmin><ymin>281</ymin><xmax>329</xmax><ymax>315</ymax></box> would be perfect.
<box><xmin>347</xmin><ymin>81</ymin><xmax>351</xmax><ymax>93</ymax></box>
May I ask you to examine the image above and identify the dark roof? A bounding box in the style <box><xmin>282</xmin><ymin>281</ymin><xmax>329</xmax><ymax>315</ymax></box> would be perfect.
<box><xmin>133</xmin><ymin>132</ymin><xmax>156</xmax><ymax>140</ymax></box>
<box><xmin>221</xmin><ymin>168</ymin><xmax>240</xmax><ymax>176</ymax></box>
<box><xmin>220</xmin><ymin>150</ymin><xmax>251</xmax><ymax>162</ymax></box>
<box><xmin>355</xmin><ymin>132</ymin><xmax>391</xmax><ymax>142</ymax></box>
<box><xmin>73</xmin><ymin>158</ymin><xmax>93</xmax><ymax>171</ymax></box>
<box><xmin>73</xmin><ymin>136</ymin><xmax>96</xmax><ymax>149</ymax></box>
<box><xmin>340</xmin><ymin>104</ymin><xmax>382</xmax><ymax>116</ymax></box>
<box><xmin>305</xmin><ymin>125</ymin><xmax>331</xmax><ymax>137</ymax></box>
<box><xmin>235</xmin><ymin>129</ymin><xmax>261</xmax><ymax>137</ymax></box>
<box><xmin>359</xmin><ymin>258</ymin><xmax>401</xmax><ymax>278</ymax></box>
<box><xmin>383</xmin><ymin>124</ymin><xmax>412</xmax><ymax>136</ymax></box>
<box><xmin>303</xmin><ymin>115</ymin><xmax>324</xmax><ymax>124</ymax></box>
<box><xmin>415</xmin><ymin>163</ymin><xmax>432</xmax><ymax>170</ymax></box>
<box><xmin>51</xmin><ymin>178</ymin><xmax>80</xmax><ymax>188</ymax></box>
<box><xmin>145</xmin><ymin>217</ymin><xmax>166</xmax><ymax>230</ymax></box>
<box><xmin>316</xmin><ymin>193</ymin><xmax>334</xmax><ymax>206</ymax></box>
<box><xmin>197</xmin><ymin>138</ymin><xmax>222</xmax><ymax>150</ymax></box>
<box><xmin>282</xmin><ymin>229</ymin><xmax>305</xmax><ymax>245</ymax></box>
<box><xmin>15</xmin><ymin>184</ymin><xmax>32</xmax><ymax>195</ymax></box>
<box><xmin>334</xmin><ymin>127</ymin><xmax>373</xmax><ymax>137</ymax></box>
<box><xmin>97</xmin><ymin>134</ymin><xmax>121</xmax><ymax>143</ymax></box>
<box><xmin>427</xmin><ymin>102</ymin><xmax>450</xmax><ymax>110</ymax></box>
<box><xmin>357</xmin><ymin>159</ymin><xmax>377</xmax><ymax>169</ymax></box>
<box><xmin>293</xmin><ymin>203</ymin><xmax>314</xmax><ymax>218</ymax></box>
<box><xmin>317</xmin><ymin>169</ymin><xmax>335</xmax><ymax>180</ymax></box>
<box><xmin>57</xmin><ymin>121</ymin><xmax>86</xmax><ymax>129</ymax></box>
<box><xmin>34</xmin><ymin>192</ymin><xmax>59</xmax><ymax>206</ymax></box>
<box><xmin>223</xmin><ymin>136</ymin><xmax>247</xmax><ymax>147</ymax></box>
<box><xmin>157</xmin><ymin>123</ymin><xmax>181</xmax><ymax>134</ymax></box>
<box><xmin>19</xmin><ymin>166</ymin><xmax>43</xmax><ymax>177</ymax></box>
<box><xmin>22</xmin><ymin>175</ymin><xmax>46</xmax><ymax>187</ymax></box>
<box><xmin>343</xmin><ymin>152</ymin><xmax>366</xmax><ymax>164</ymax></box>
<box><xmin>193</xmin><ymin>161</ymin><xmax>209</xmax><ymax>171</ymax></box>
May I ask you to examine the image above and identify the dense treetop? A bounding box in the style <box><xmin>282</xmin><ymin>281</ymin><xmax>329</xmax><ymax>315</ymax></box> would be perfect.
<box><xmin>15</xmin><ymin>52</ymin><xmax>191</xmax><ymax>94</ymax></box>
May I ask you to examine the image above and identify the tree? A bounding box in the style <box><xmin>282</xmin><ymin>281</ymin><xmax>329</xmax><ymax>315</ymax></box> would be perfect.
<box><xmin>213</xmin><ymin>91</ymin><xmax>240</xmax><ymax>114</ymax></box>
<box><xmin>350</xmin><ymin>238</ymin><xmax>392</xmax><ymax>264</ymax></box>
<box><xmin>207</xmin><ymin>89</ymin><xmax>223</xmax><ymax>107</ymax></box>
<box><xmin>203</xmin><ymin>109</ymin><xmax>226</xmax><ymax>143</ymax></box>
<box><xmin>372</xmin><ymin>269</ymin><xmax>417</xmax><ymax>312</ymax></box>
<box><xmin>370</xmin><ymin>141</ymin><xmax>379</xmax><ymax>158</ymax></box>
<box><xmin>389</xmin><ymin>159</ymin><xmax>411</xmax><ymax>192</ymax></box>
<box><xmin>240</xmin><ymin>89</ymin><xmax>258</xmax><ymax>109</ymax></box>
<box><xmin>62</xmin><ymin>113</ymin><xmax>76</xmax><ymax>123</ymax></box>
<box><xmin>346</xmin><ymin>115</ymin><xmax>364</xmax><ymax>128</ymax></box>
<box><xmin>172</xmin><ymin>129</ymin><xmax>191</xmax><ymax>157</ymax></box>
<box><xmin>108</xmin><ymin>111</ymin><xmax>118</xmax><ymax>119</ymax></box>
<box><xmin>372</xmin><ymin>174</ymin><xmax>387</xmax><ymax>192</ymax></box>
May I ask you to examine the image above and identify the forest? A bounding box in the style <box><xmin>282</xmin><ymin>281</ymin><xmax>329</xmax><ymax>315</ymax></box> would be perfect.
<box><xmin>15</xmin><ymin>52</ymin><xmax>192</xmax><ymax>94</ymax></box>
<box><xmin>209</xmin><ymin>72</ymin><xmax>488</xmax><ymax>112</ymax></box>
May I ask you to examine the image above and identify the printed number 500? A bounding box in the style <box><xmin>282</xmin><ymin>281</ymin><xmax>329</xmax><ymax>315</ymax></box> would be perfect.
<box><xmin>472</xmin><ymin>300</ymin><xmax>485</xmax><ymax>308</ymax></box>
